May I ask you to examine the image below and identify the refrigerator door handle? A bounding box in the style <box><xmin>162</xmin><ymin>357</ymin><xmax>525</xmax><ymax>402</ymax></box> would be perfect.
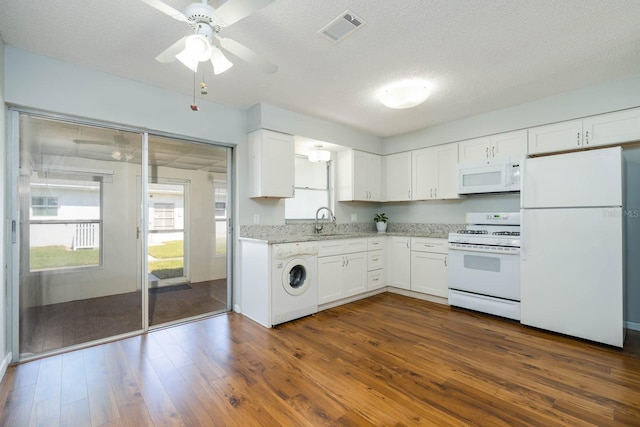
<box><xmin>520</xmin><ymin>158</ymin><xmax>526</xmax><ymax>209</ymax></box>
<box><xmin>520</xmin><ymin>211</ymin><xmax>526</xmax><ymax>261</ymax></box>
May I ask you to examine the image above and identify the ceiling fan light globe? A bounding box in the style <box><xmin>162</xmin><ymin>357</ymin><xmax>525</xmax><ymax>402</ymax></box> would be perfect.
<box><xmin>210</xmin><ymin>48</ymin><xmax>233</xmax><ymax>75</ymax></box>
<box><xmin>184</xmin><ymin>34</ymin><xmax>211</xmax><ymax>59</ymax></box>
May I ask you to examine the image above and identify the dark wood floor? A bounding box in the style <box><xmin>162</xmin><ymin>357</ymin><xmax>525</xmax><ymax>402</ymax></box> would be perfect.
<box><xmin>19</xmin><ymin>279</ymin><xmax>227</xmax><ymax>357</ymax></box>
<box><xmin>2</xmin><ymin>292</ymin><xmax>640</xmax><ymax>426</ymax></box>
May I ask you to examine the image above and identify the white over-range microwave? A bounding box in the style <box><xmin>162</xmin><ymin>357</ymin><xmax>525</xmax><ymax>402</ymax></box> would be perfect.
<box><xmin>458</xmin><ymin>157</ymin><xmax>522</xmax><ymax>194</ymax></box>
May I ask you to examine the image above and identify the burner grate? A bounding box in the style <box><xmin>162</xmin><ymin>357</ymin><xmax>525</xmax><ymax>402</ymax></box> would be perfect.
<box><xmin>493</xmin><ymin>231</ymin><xmax>520</xmax><ymax>236</ymax></box>
<box><xmin>457</xmin><ymin>230</ymin><xmax>488</xmax><ymax>235</ymax></box>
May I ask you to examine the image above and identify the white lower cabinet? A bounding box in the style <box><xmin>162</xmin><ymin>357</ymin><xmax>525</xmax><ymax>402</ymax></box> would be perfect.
<box><xmin>410</xmin><ymin>238</ymin><xmax>448</xmax><ymax>298</ymax></box>
<box><xmin>388</xmin><ymin>237</ymin><xmax>411</xmax><ymax>290</ymax></box>
<box><xmin>318</xmin><ymin>238</ymin><xmax>378</xmax><ymax>305</ymax></box>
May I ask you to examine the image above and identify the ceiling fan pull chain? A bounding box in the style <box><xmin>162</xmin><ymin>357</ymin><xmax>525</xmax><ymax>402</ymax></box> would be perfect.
<box><xmin>190</xmin><ymin>70</ymin><xmax>199</xmax><ymax>111</ymax></box>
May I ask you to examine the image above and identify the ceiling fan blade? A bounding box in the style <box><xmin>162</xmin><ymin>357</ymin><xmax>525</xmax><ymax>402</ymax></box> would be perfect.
<box><xmin>210</xmin><ymin>47</ymin><xmax>234</xmax><ymax>75</ymax></box>
<box><xmin>213</xmin><ymin>0</ymin><xmax>274</xmax><ymax>27</ymax></box>
<box><xmin>155</xmin><ymin>36</ymin><xmax>188</xmax><ymax>63</ymax></box>
<box><xmin>218</xmin><ymin>37</ymin><xmax>277</xmax><ymax>73</ymax></box>
<box><xmin>139</xmin><ymin>0</ymin><xmax>188</xmax><ymax>22</ymax></box>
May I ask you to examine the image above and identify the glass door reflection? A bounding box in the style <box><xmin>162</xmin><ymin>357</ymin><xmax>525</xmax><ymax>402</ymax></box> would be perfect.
<box><xmin>17</xmin><ymin>114</ymin><xmax>143</xmax><ymax>358</ymax></box>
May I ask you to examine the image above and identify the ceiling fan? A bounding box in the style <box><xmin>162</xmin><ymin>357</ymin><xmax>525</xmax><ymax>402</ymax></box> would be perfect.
<box><xmin>73</xmin><ymin>132</ymin><xmax>135</xmax><ymax>161</ymax></box>
<box><xmin>140</xmin><ymin>0</ymin><xmax>278</xmax><ymax>75</ymax></box>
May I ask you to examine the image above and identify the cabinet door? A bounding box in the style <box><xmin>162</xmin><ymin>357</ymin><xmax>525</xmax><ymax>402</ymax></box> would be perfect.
<box><xmin>351</xmin><ymin>151</ymin><xmax>369</xmax><ymax>200</ymax></box>
<box><xmin>411</xmin><ymin>147</ymin><xmax>437</xmax><ymax>200</ymax></box>
<box><xmin>410</xmin><ymin>252</ymin><xmax>448</xmax><ymax>297</ymax></box>
<box><xmin>434</xmin><ymin>143</ymin><xmax>459</xmax><ymax>199</ymax></box>
<box><xmin>318</xmin><ymin>255</ymin><xmax>344</xmax><ymax>304</ymax></box>
<box><xmin>583</xmin><ymin>108</ymin><xmax>640</xmax><ymax>148</ymax></box>
<box><xmin>343</xmin><ymin>252</ymin><xmax>368</xmax><ymax>297</ymax></box>
<box><xmin>528</xmin><ymin>120</ymin><xmax>583</xmax><ymax>155</ymax></box>
<box><xmin>491</xmin><ymin>130</ymin><xmax>527</xmax><ymax>159</ymax></box>
<box><xmin>383</xmin><ymin>152</ymin><xmax>412</xmax><ymax>201</ymax></box>
<box><xmin>458</xmin><ymin>136</ymin><xmax>491</xmax><ymax>163</ymax></box>
<box><xmin>248</xmin><ymin>130</ymin><xmax>294</xmax><ymax>198</ymax></box>
<box><xmin>366</xmin><ymin>153</ymin><xmax>383</xmax><ymax>201</ymax></box>
<box><xmin>388</xmin><ymin>237</ymin><xmax>410</xmax><ymax>290</ymax></box>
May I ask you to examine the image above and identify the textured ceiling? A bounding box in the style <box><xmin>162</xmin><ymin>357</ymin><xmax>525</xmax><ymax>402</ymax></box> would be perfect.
<box><xmin>1</xmin><ymin>0</ymin><xmax>640</xmax><ymax>138</ymax></box>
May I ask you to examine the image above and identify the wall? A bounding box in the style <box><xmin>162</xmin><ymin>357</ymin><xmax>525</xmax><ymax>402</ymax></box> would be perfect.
<box><xmin>239</xmin><ymin>104</ymin><xmax>382</xmax><ymax>227</ymax></box>
<box><xmin>383</xmin><ymin>73</ymin><xmax>640</xmax><ymax>154</ymax></box>
<box><xmin>623</xmin><ymin>148</ymin><xmax>640</xmax><ymax>328</ymax></box>
<box><xmin>0</xmin><ymin>41</ymin><xmax>9</xmax><ymax>375</ymax></box>
<box><xmin>4</xmin><ymin>47</ymin><xmax>245</xmax><ymax>145</ymax></box>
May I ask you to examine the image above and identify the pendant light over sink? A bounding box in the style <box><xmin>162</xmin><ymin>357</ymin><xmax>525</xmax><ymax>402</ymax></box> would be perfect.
<box><xmin>377</xmin><ymin>79</ymin><xmax>432</xmax><ymax>109</ymax></box>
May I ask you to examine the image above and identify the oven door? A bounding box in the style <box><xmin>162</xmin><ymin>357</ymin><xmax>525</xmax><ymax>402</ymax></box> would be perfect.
<box><xmin>448</xmin><ymin>246</ymin><xmax>520</xmax><ymax>300</ymax></box>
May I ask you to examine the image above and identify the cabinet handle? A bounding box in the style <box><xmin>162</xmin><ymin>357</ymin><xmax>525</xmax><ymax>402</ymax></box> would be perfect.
<box><xmin>292</xmin><ymin>185</ymin><xmax>295</xmax><ymax>196</ymax></box>
<box><xmin>491</xmin><ymin>146</ymin><xmax>495</xmax><ymax>157</ymax></box>
<box><xmin>342</xmin><ymin>257</ymin><xmax>346</xmax><ymax>267</ymax></box>
<box><xmin>434</xmin><ymin>188</ymin><xmax>438</xmax><ymax>198</ymax></box>
<box><xmin>577</xmin><ymin>132</ymin><xmax>581</xmax><ymax>146</ymax></box>
<box><xmin>406</xmin><ymin>241</ymin><xmax>410</xmax><ymax>249</ymax></box>
<box><xmin>585</xmin><ymin>130</ymin><xmax>589</xmax><ymax>145</ymax></box>
<box><xmin>444</xmin><ymin>256</ymin><xmax>447</xmax><ymax>267</ymax></box>
<box><xmin>485</xmin><ymin>147</ymin><xmax>489</xmax><ymax>158</ymax></box>
<box><xmin>408</xmin><ymin>190</ymin><xmax>411</xmax><ymax>199</ymax></box>
<box><xmin>346</xmin><ymin>257</ymin><xmax>349</xmax><ymax>267</ymax></box>
<box><xmin>430</xmin><ymin>188</ymin><xmax>433</xmax><ymax>198</ymax></box>
<box><xmin>372</xmin><ymin>257</ymin><xmax>379</xmax><ymax>262</ymax></box>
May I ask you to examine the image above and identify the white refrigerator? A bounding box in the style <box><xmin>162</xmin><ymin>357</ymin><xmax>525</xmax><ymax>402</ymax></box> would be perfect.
<box><xmin>520</xmin><ymin>146</ymin><xmax>624</xmax><ymax>347</ymax></box>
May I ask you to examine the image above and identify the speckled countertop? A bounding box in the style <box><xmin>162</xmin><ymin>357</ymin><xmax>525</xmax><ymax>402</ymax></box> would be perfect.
<box><xmin>239</xmin><ymin>223</ymin><xmax>463</xmax><ymax>244</ymax></box>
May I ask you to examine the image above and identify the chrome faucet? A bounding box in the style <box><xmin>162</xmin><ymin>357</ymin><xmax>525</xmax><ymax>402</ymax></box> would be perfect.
<box><xmin>315</xmin><ymin>206</ymin><xmax>336</xmax><ymax>233</ymax></box>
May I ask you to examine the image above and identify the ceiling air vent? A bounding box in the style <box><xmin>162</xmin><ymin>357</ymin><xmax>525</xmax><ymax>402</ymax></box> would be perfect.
<box><xmin>318</xmin><ymin>10</ymin><xmax>365</xmax><ymax>43</ymax></box>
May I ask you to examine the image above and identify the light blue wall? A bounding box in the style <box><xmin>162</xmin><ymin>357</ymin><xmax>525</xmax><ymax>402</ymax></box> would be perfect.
<box><xmin>4</xmin><ymin>47</ymin><xmax>246</xmax><ymax>145</ymax></box>
<box><xmin>383</xmin><ymin>73</ymin><xmax>640</xmax><ymax>154</ymax></box>
<box><xmin>623</xmin><ymin>148</ymin><xmax>640</xmax><ymax>326</ymax></box>
<box><xmin>0</xmin><ymin>41</ymin><xmax>8</xmax><ymax>374</ymax></box>
<box><xmin>247</xmin><ymin>103</ymin><xmax>382</xmax><ymax>153</ymax></box>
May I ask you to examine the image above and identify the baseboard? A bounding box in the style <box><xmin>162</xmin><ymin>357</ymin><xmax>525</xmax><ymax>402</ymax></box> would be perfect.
<box><xmin>625</xmin><ymin>321</ymin><xmax>640</xmax><ymax>331</ymax></box>
<box><xmin>386</xmin><ymin>287</ymin><xmax>449</xmax><ymax>306</ymax></box>
<box><xmin>0</xmin><ymin>352</ymin><xmax>12</xmax><ymax>382</ymax></box>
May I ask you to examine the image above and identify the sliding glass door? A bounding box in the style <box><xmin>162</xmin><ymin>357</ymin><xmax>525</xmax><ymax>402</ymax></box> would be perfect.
<box><xmin>146</xmin><ymin>135</ymin><xmax>229</xmax><ymax>327</ymax></box>
<box><xmin>10</xmin><ymin>112</ymin><xmax>232</xmax><ymax>360</ymax></box>
<box><xmin>15</xmin><ymin>114</ymin><xmax>144</xmax><ymax>358</ymax></box>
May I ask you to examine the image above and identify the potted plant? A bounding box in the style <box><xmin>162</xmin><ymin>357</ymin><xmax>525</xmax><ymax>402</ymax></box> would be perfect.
<box><xmin>374</xmin><ymin>213</ymin><xmax>388</xmax><ymax>233</ymax></box>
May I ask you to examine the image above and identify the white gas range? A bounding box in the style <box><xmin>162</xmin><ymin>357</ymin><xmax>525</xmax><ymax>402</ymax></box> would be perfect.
<box><xmin>447</xmin><ymin>212</ymin><xmax>521</xmax><ymax>320</ymax></box>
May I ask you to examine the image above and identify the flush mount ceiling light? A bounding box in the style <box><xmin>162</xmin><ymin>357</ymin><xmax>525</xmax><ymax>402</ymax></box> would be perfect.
<box><xmin>308</xmin><ymin>145</ymin><xmax>331</xmax><ymax>162</ymax></box>
<box><xmin>377</xmin><ymin>79</ymin><xmax>431</xmax><ymax>109</ymax></box>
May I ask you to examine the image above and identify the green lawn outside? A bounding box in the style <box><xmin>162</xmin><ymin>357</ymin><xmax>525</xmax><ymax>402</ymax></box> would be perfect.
<box><xmin>148</xmin><ymin>240</ymin><xmax>184</xmax><ymax>259</ymax></box>
<box><xmin>30</xmin><ymin>245</ymin><xmax>99</xmax><ymax>271</ymax></box>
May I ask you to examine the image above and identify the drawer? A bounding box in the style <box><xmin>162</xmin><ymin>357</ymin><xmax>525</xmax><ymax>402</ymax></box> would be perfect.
<box><xmin>411</xmin><ymin>238</ymin><xmax>448</xmax><ymax>254</ymax></box>
<box><xmin>368</xmin><ymin>269</ymin><xmax>386</xmax><ymax>291</ymax></box>
<box><xmin>368</xmin><ymin>237</ymin><xmax>385</xmax><ymax>251</ymax></box>
<box><xmin>367</xmin><ymin>250</ymin><xmax>385</xmax><ymax>271</ymax></box>
<box><xmin>343</xmin><ymin>238</ymin><xmax>368</xmax><ymax>254</ymax></box>
<box><xmin>318</xmin><ymin>240</ymin><xmax>345</xmax><ymax>257</ymax></box>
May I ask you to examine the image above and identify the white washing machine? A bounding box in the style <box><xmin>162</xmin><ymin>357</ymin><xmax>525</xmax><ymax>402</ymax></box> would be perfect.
<box><xmin>271</xmin><ymin>241</ymin><xmax>318</xmax><ymax>326</ymax></box>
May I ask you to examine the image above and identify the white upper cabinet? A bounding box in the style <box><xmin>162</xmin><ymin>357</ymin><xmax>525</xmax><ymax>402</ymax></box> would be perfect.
<box><xmin>248</xmin><ymin>129</ymin><xmax>295</xmax><ymax>198</ymax></box>
<box><xmin>529</xmin><ymin>108</ymin><xmax>640</xmax><ymax>155</ymax></box>
<box><xmin>528</xmin><ymin>119</ymin><xmax>583</xmax><ymax>155</ymax></box>
<box><xmin>412</xmin><ymin>143</ymin><xmax>459</xmax><ymax>200</ymax></box>
<box><xmin>383</xmin><ymin>152</ymin><xmax>412</xmax><ymax>201</ymax></box>
<box><xmin>583</xmin><ymin>108</ymin><xmax>640</xmax><ymax>148</ymax></box>
<box><xmin>338</xmin><ymin>150</ymin><xmax>382</xmax><ymax>202</ymax></box>
<box><xmin>459</xmin><ymin>130</ymin><xmax>527</xmax><ymax>163</ymax></box>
